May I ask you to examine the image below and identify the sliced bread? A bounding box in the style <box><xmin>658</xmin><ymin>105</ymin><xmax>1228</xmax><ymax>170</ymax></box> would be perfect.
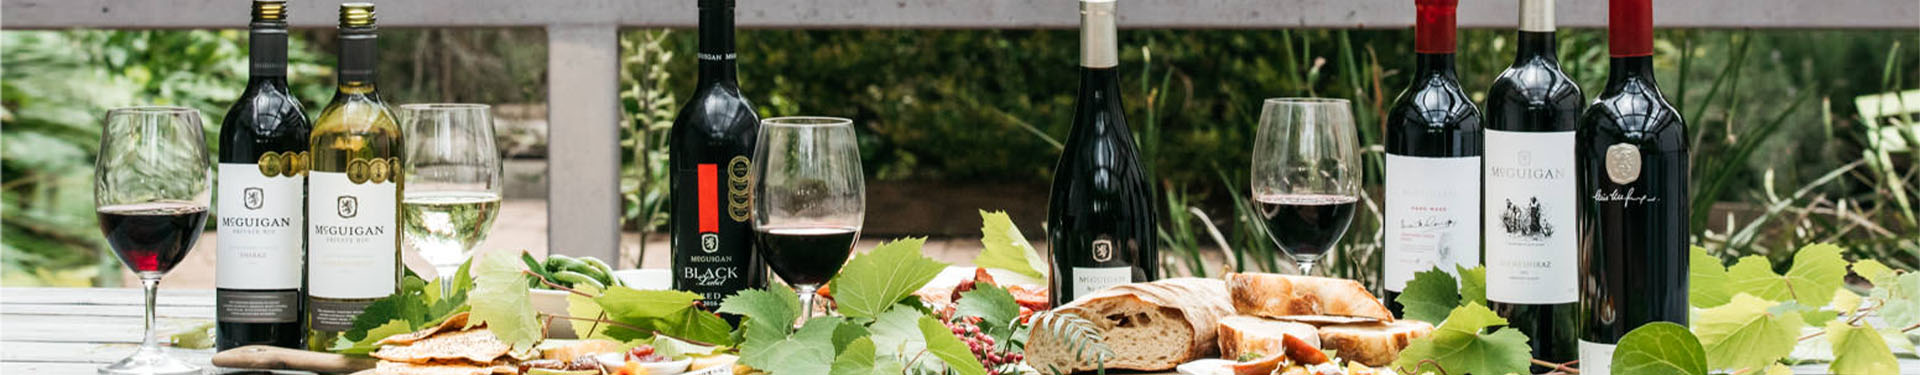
<box><xmin>1025</xmin><ymin>278</ymin><xmax>1235</xmax><ymax>374</ymax></box>
<box><xmin>1216</xmin><ymin>315</ymin><xmax>1321</xmax><ymax>360</ymax></box>
<box><xmin>1225</xmin><ymin>273</ymin><xmax>1393</xmax><ymax>321</ymax></box>
<box><xmin>1316</xmin><ymin>320</ymin><xmax>1434</xmax><ymax>366</ymax></box>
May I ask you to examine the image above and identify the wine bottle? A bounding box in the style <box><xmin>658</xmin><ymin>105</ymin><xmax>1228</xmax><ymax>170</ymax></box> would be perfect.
<box><xmin>1383</xmin><ymin>0</ymin><xmax>1483</xmax><ymax>316</ymax></box>
<box><xmin>1047</xmin><ymin>0</ymin><xmax>1157</xmax><ymax>307</ymax></box>
<box><xmin>1577</xmin><ymin>0</ymin><xmax>1689</xmax><ymax>372</ymax></box>
<box><xmin>306</xmin><ymin>2</ymin><xmax>402</xmax><ymax>351</ymax></box>
<box><xmin>1484</xmin><ymin>0</ymin><xmax>1582</xmax><ymax>366</ymax></box>
<box><xmin>216</xmin><ymin>0</ymin><xmax>309</xmax><ymax>351</ymax></box>
<box><xmin>670</xmin><ymin>0</ymin><xmax>767</xmax><ymax>309</ymax></box>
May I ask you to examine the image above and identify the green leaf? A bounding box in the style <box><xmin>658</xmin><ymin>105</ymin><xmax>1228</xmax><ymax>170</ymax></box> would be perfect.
<box><xmin>1389</xmin><ymin>303</ymin><xmax>1532</xmax><ymax>375</ymax></box>
<box><xmin>567</xmin><ymin>284</ymin><xmax>609</xmax><ymax>339</ymax></box>
<box><xmin>1455</xmin><ymin>264</ymin><xmax>1486</xmax><ymax>306</ymax></box>
<box><xmin>1827</xmin><ymin>321</ymin><xmax>1898</xmax><ymax>375</ymax></box>
<box><xmin>954</xmin><ymin>283</ymin><xmax>1021</xmax><ymax>340</ymax></box>
<box><xmin>720</xmin><ymin>284</ymin><xmax>802</xmax><ymax>348</ymax></box>
<box><xmin>1762</xmin><ymin>363</ymin><xmax>1792</xmax><ymax>375</ymax></box>
<box><xmin>1873</xmin><ymin>272</ymin><xmax>1920</xmax><ymax>328</ymax></box>
<box><xmin>919</xmin><ymin>315</ymin><xmax>988</xmax><ymax>375</ymax></box>
<box><xmin>1611</xmin><ymin>322</ymin><xmax>1708</xmax><ymax>375</ymax></box>
<box><xmin>469</xmin><ymin>252</ymin><xmax>543</xmax><ymax>353</ymax></box>
<box><xmin>831</xmin><ymin>337</ymin><xmax>879</xmax><ymax>375</ymax></box>
<box><xmin>753</xmin><ymin>318</ymin><xmax>842</xmax><ymax>375</ymax></box>
<box><xmin>1851</xmin><ymin>259</ymin><xmax>1896</xmax><ymax>285</ymax></box>
<box><xmin>330</xmin><ymin>319</ymin><xmax>417</xmax><ymax>355</ymax></box>
<box><xmin>829</xmin><ymin>237</ymin><xmax>948</xmax><ymax>319</ymax></box>
<box><xmin>1726</xmin><ymin>243</ymin><xmax>1847</xmax><ymax>307</ymax></box>
<box><xmin>1393</xmin><ymin>266</ymin><xmax>1460</xmax><ymax>324</ymax></box>
<box><xmin>975</xmin><ymin>210</ymin><xmax>1047</xmax><ymax>280</ymax></box>
<box><xmin>1691</xmin><ymin>246</ymin><xmax>1734</xmax><ymax>308</ymax></box>
<box><xmin>652</xmin><ymin>335</ymin><xmax>723</xmax><ymax>358</ymax></box>
<box><xmin>1693</xmin><ymin>294</ymin><xmax>1802</xmax><ymax>370</ymax></box>
<box><xmin>868</xmin><ymin>308</ymin><xmax>928</xmax><ymax>359</ymax></box>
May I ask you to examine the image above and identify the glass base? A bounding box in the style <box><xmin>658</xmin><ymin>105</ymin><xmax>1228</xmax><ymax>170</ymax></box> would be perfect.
<box><xmin>98</xmin><ymin>346</ymin><xmax>202</xmax><ymax>375</ymax></box>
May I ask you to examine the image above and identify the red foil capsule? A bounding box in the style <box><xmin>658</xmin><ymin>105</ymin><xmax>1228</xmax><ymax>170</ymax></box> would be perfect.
<box><xmin>1610</xmin><ymin>0</ymin><xmax>1654</xmax><ymax>57</ymax></box>
<box><xmin>1415</xmin><ymin>0</ymin><xmax>1458</xmax><ymax>54</ymax></box>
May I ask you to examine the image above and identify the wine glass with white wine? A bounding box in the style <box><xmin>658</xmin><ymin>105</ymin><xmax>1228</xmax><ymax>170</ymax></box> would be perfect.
<box><xmin>400</xmin><ymin>104</ymin><xmax>503</xmax><ymax>280</ymax></box>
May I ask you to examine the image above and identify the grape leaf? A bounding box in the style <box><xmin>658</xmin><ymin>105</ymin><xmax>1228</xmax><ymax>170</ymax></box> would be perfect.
<box><xmin>829</xmin><ymin>237</ymin><xmax>948</xmax><ymax>319</ymax></box>
<box><xmin>975</xmin><ymin>210</ymin><xmax>1047</xmax><ymax>280</ymax></box>
<box><xmin>1830</xmin><ymin>288</ymin><xmax>1864</xmax><ymax>315</ymax></box>
<box><xmin>1393</xmin><ymin>266</ymin><xmax>1460</xmax><ymax>324</ymax></box>
<box><xmin>1691</xmin><ymin>246</ymin><xmax>1734</xmax><ymax>308</ymax></box>
<box><xmin>1727</xmin><ymin>243</ymin><xmax>1847</xmax><ymax>307</ymax></box>
<box><xmin>1872</xmin><ymin>271</ymin><xmax>1920</xmax><ymax>328</ymax></box>
<box><xmin>1827</xmin><ymin>321</ymin><xmax>1898</xmax><ymax>375</ymax></box>
<box><xmin>868</xmin><ymin>308</ymin><xmax>929</xmax><ymax>359</ymax></box>
<box><xmin>720</xmin><ymin>283</ymin><xmax>802</xmax><ymax>342</ymax></box>
<box><xmin>1611</xmin><ymin>322</ymin><xmax>1708</xmax><ymax>375</ymax></box>
<box><xmin>652</xmin><ymin>335</ymin><xmax>723</xmax><ymax>358</ymax></box>
<box><xmin>1455</xmin><ymin>264</ymin><xmax>1486</xmax><ymax>306</ymax></box>
<box><xmin>832</xmin><ymin>337</ymin><xmax>879</xmax><ymax>375</ymax></box>
<box><xmin>831</xmin><ymin>321</ymin><xmax>872</xmax><ymax>352</ymax></box>
<box><xmin>1693</xmin><ymin>294</ymin><xmax>1802</xmax><ymax>370</ymax></box>
<box><xmin>469</xmin><ymin>251</ymin><xmax>543</xmax><ymax>353</ymax></box>
<box><xmin>919</xmin><ymin>315</ymin><xmax>988</xmax><ymax>375</ymax></box>
<box><xmin>1762</xmin><ymin>363</ymin><xmax>1792</xmax><ymax>375</ymax></box>
<box><xmin>594</xmin><ymin>286</ymin><xmax>734</xmax><ymax>345</ymax></box>
<box><xmin>566</xmin><ymin>284</ymin><xmax>609</xmax><ymax>339</ymax></box>
<box><xmin>330</xmin><ymin>319</ymin><xmax>417</xmax><ymax>355</ymax></box>
<box><xmin>1851</xmin><ymin>259</ymin><xmax>1895</xmax><ymax>285</ymax></box>
<box><xmin>754</xmin><ymin>318</ymin><xmax>843</xmax><ymax>375</ymax></box>
<box><xmin>1389</xmin><ymin>303</ymin><xmax>1532</xmax><ymax>375</ymax></box>
<box><xmin>954</xmin><ymin>283</ymin><xmax>1021</xmax><ymax>340</ymax></box>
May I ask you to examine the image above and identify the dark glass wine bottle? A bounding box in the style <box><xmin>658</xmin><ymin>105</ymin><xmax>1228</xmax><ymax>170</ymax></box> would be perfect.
<box><xmin>1383</xmin><ymin>0</ymin><xmax>1483</xmax><ymax>316</ymax></box>
<box><xmin>670</xmin><ymin>0</ymin><xmax>767</xmax><ymax>309</ymax></box>
<box><xmin>1577</xmin><ymin>0</ymin><xmax>1690</xmax><ymax>372</ymax></box>
<box><xmin>1047</xmin><ymin>0</ymin><xmax>1157</xmax><ymax>307</ymax></box>
<box><xmin>306</xmin><ymin>2</ymin><xmax>402</xmax><ymax>351</ymax></box>
<box><xmin>216</xmin><ymin>0</ymin><xmax>309</xmax><ymax>351</ymax></box>
<box><xmin>1484</xmin><ymin>0</ymin><xmax>1582</xmax><ymax>366</ymax></box>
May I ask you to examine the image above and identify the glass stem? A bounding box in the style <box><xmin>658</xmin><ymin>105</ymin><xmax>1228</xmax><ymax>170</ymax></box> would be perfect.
<box><xmin>1297</xmin><ymin>261</ymin><xmax>1316</xmax><ymax>276</ymax></box>
<box><xmin>140</xmin><ymin>276</ymin><xmax>161</xmax><ymax>352</ymax></box>
<box><xmin>795</xmin><ymin>284</ymin><xmax>819</xmax><ymax>321</ymax></box>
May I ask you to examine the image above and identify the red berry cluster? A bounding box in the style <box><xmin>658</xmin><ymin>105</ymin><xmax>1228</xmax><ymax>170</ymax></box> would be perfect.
<box><xmin>946</xmin><ymin>318</ymin><xmax>1023</xmax><ymax>375</ymax></box>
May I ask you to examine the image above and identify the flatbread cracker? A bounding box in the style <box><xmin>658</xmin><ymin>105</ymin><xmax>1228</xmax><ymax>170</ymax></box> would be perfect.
<box><xmin>373</xmin><ymin>360</ymin><xmax>515</xmax><ymax>375</ymax></box>
<box><xmin>372</xmin><ymin>329</ymin><xmax>512</xmax><ymax>364</ymax></box>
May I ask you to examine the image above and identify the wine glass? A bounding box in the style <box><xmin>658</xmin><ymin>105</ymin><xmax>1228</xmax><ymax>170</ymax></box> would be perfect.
<box><xmin>95</xmin><ymin>106</ymin><xmax>212</xmax><ymax>375</ymax></box>
<box><xmin>400</xmin><ymin>104</ymin><xmax>504</xmax><ymax>280</ymax></box>
<box><xmin>751</xmin><ymin>117</ymin><xmax>865</xmax><ymax>318</ymax></box>
<box><xmin>1251</xmin><ymin>98</ymin><xmax>1362</xmax><ymax>276</ymax></box>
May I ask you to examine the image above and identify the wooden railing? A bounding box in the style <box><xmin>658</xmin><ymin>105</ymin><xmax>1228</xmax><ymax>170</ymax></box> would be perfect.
<box><xmin>5</xmin><ymin>0</ymin><xmax>1915</xmax><ymax>260</ymax></box>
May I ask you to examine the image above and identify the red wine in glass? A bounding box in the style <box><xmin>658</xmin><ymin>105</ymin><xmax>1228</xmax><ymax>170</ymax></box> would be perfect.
<box><xmin>755</xmin><ymin>225</ymin><xmax>859</xmax><ymax>286</ymax></box>
<box><xmin>98</xmin><ymin>201</ymin><xmax>209</xmax><ymax>274</ymax></box>
<box><xmin>1255</xmin><ymin>194</ymin><xmax>1358</xmax><ymax>261</ymax></box>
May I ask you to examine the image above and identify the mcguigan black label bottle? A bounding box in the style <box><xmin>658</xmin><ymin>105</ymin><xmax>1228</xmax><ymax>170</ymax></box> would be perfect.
<box><xmin>306</xmin><ymin>2</ymin><xmax>402</xmax><ymax>351</ymax></box>
<box><xmin>1577</xmin><ymin>0</ymin><xmax>1690</xmax><ymax>372</ymax></box>
<box><xmin>1046</xmin><ymin>0</ymin><xmax>1157</xmax><ymax>307</ymax></box>
<box><xmin>1384</xmin><ymin>0</ymin><xmax>1483</xmax><ymax>316</ymax></box>
<box><xmin>216</xmin><ymin>0</ymin><xmax>308</xmax><ymax>350</ymax></box>
<box><xmin>670</xmin><ymin>0</ymin><xmax>767</xmax><ymax>308</ymax></box>
<box><xmin>1484</xmin><ymin>0</ymin><xmax>1583</xmax><ymax>366</ymax></box>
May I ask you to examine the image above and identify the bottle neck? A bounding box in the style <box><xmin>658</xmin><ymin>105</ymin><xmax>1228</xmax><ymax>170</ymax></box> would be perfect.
<box><xmin>697</xmin><ymin>4</ymin><xmax>739</xmax><ymax>86</ymax></box>
<box><xmin>1513</xmin><ymin>31</ymin><xmax>1558</xmax><ymax>64</ymax></box>
<box><xmin>1416</xmin><ymin>53</ymin><xmax>1458</xmax><ymax>79</ymax></box>
<box><xmin>249</xmin><ymin>24</ymin><xmax>288</xmax><ymax>79</ymax></box>
<box><xmin>1080</xmin><ymin>1</ymin><xmax>1118</xmax><ymax>69</ymax></box>
<box><xmin>1607</xmin><ymin>56</ymin><xmax>1657</xmax><ymax>85</ymax></box>
<box><xmin>337</xmin><ymin>30</ymin><xmax>378</xmax><ymax>90</ymax></box>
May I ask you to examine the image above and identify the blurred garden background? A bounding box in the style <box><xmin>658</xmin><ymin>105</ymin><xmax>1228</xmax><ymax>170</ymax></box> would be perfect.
<box><xmin>4</xmin><ymin>27</ymin><xmax>1916</xmax><ymax>287</ymax></box>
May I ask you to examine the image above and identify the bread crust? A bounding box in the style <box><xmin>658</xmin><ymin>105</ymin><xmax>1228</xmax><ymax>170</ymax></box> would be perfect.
<box><xmin>1216</xmin><ymin>315</ymin><xmax>1321</xmax><ymax>360</ymax></box>
<box><xmin>1226</xmin><ymin>273</ymin><xmax>1393</xmax><ymax>322</ymax></box>
<box><xmin>1316</xmin><ymin>320</ymin><xmax>1434</xmax><ymax>367</ymax></box>
<box><xmin>1025</xmin><ymin>278</ymin><xmax>1234</xmax><ymax>373</ymax></box>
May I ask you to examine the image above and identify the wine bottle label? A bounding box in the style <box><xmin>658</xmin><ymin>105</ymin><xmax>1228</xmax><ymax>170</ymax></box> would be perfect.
<box><xmin>1070</xmin><ymin>266</ymin><xmax>1132</xmax><ymax>300</ymax></box>
<box><xmin>1483</xmin><ymin>131</ymin><xmax>1577</xmax><ymax>304</ymax></box>
<box><xmin>217</xmin><ymin>289</ymin><xmax>299</xmax><ymax>323</ymax></box>
<box><xmin>1579</xmin><ymin>340</ymin><xmax>1616</xmax><ymax>375</ymax></box>
<box><xmin>310</xmin><ymin>299</ymin><xmax>375</xmax><ymax>332</ymax></box>
<box><xmin>216</xmin><ymin>162</ymin><xmax>304</xmax><ymax>291</ymax></box>
<box><xmin>676</xmin><ymin>160</ymin><xmax>760</xmax><ymax>305</ymax></box>
<box><xmin>308</xmin><ymin>170</ymin><xmax>397</xmax><ymax>300</ymax></box>
<box><xmin>1383</xmin><ymin>154</ymin><xmax>1481</xmax><ymax>292</ymax></box>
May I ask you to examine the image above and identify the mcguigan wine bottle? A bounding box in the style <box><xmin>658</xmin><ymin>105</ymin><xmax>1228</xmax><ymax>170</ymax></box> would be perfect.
<box><xmin>1484</xmin><ymin>0</ymin><xmax>1582</xmax><ymax>366</ymax></box>
<box><xmin>670</xmin><ymin>0</ymin><xmax>767</xmax><ymax>309</ymax></box>
<box><xmin>306</xmin><ymin>2</ymin><xmax>402</xmax><ymax>351</ymax></box>
<box><xmin>216</xmin><ymin>0</ymin><xmax>308</xmax><ymax>351</ymax></box>
<box><xmin>1578</xmin><ymin>0</ymin><xmax>1689</xmax><ymax>372</ymax></box>
<box><xmin>1047</xmin><ymin>0</ymin><xmax>1157</xmax><ymax>307</ymax></box>
<box><xmin>1383</xmin><ymin>0</ymin><xmax>1482</xmax><ymax>316</ymax></box>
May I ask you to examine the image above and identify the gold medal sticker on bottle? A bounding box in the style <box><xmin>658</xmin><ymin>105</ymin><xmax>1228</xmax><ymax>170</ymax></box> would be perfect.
<box><xmin>1604</xmin><ymin>143</ymin><xmax>1641</xmax><ymax>185</ymax></box>
<box><xmin>285</xmin><ymin>151</ymin><xmax>307</xmax><ymax>177</ymax></box>
<box><xmin>727</xmin><ymin>155</ymin><xmax>752</xmax><ymax>222</ymax></box>
<box><xmin>258</xmin><ymin>151</ymin><xmax>284</xmax><ymax>177</ymax></box>
<box><xmin>347</xmin><ymin>158</ymin><xmax>370</xmax><ymax>184</ymax></box>
<box><xmin>368</xmin><ymin>157</ymin><xmax>391</xmax><ymax>184</ymax></box>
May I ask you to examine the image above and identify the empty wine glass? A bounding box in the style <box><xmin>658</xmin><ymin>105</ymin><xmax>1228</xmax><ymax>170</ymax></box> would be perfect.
<box><xmin>1251</xmin><ymin>98</ymin><xmax>1362</xmax><ymax>276</ymax></box>
<box><xmin>751</xmin><ymin>117</ymin><xmax>865</xmax><ymax>319</ymax></box>
<box><xmin>95</xmin><ymin>106</ymin><xmax>212</xmax><ymax>375</ymax></box>
<box><xmin>399</xmin><ymin>104</ymin><xmax>503</xmax><ymax>280</ymax></box>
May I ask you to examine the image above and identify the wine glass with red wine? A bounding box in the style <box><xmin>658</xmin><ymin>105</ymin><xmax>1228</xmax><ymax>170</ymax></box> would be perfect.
<box><xmin>1252</xmin><ymin>98</ymin><xmax>1361</xmax><ymax>276</ymax></box>
<box><xmin>94</xmin><ymin>106</ymin><xmax>212</xmax><ymax>375</ymax></box>
<box><xmin>751</xmin><ymin>117</ymin><xmax>865</xmax><ymax>318</ymax></box>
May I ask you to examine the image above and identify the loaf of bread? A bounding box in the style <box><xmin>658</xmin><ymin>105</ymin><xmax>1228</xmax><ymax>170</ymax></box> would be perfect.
<box><xmin>1225</xmin><ymin>273</ymin><xmax>1393</xmax><ymax>321</ymax></box>
<box><xmin>1215</xmin><ymin>315</ymin><xmax>1321</xmax><ymax>360</ymax></box>
<box><xmin>1316</xmin><ymin>320</ymin><xmax>1434</xmax><ymax>366</ymax></box>
<box><xmin>1024</xmin><ymin>278</ymin><xmax>1235</xmax><ymax>374</ymax></box>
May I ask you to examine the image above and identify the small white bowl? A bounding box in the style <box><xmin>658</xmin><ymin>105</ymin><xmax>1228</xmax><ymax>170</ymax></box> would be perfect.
<box><xmin>612</xmin><ymin>269</ymin><xmax>672</xmax><ymax>290</ymax></box>
<box><xmin>530</xmin><ymin>289</ymin><xmax>576</xmax><ymax>339</ymax></box>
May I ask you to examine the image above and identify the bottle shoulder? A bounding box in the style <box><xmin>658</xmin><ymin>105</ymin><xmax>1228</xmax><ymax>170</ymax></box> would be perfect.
<box><xmin>313</xmin><ymin>93</ymin><xmax>398</xmax><ymax>133</ymax></box>
<box><xmin>222</xmin><ymin>85</ymin><xmax>312</xmax><ymax>131</ymax></box>
<box><xmin>1388</xmin><ymin>74</ymin><xmax>1483</xmax><ymax>130</ymax></box>
<box><xmin>1579</xmin><ymin>78</ymin><xmax>1686</xmax><ymax>149</ymax></box>
<box><xmin>1486</xmin><ymin>59</ymin><xmax>1584</xmax><ymax>132</ymax></box>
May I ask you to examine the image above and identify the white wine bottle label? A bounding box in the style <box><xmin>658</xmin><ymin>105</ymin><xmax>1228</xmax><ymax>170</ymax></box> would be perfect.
<box><xmin>217</xmin><ymin>162</ymin><xmax>304</xmax><ymax>290</ymax></box>
<box><xmin>308</xmin><ymin>170</ymin><xmax>397</xmax><ymax>300</ymax></box>
<box><xmin>1579</xmin><ymin>340</ymin><xmax>1616</xmax><ymax>375</ymax></box>
<box><xmin>1070</xmin><ymin>266</ymin><xmax>1132</xmax><ymax>300</ymax></box>
<box><xmin>1384</xmin><ymin>154</ymin><xmax>1481</xmax><ymax>292</ymax></box>
<box><xmin>1483</xmin><ymin>130</ymin><xmax>1577</xmax><ymax>304</ymax></box>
